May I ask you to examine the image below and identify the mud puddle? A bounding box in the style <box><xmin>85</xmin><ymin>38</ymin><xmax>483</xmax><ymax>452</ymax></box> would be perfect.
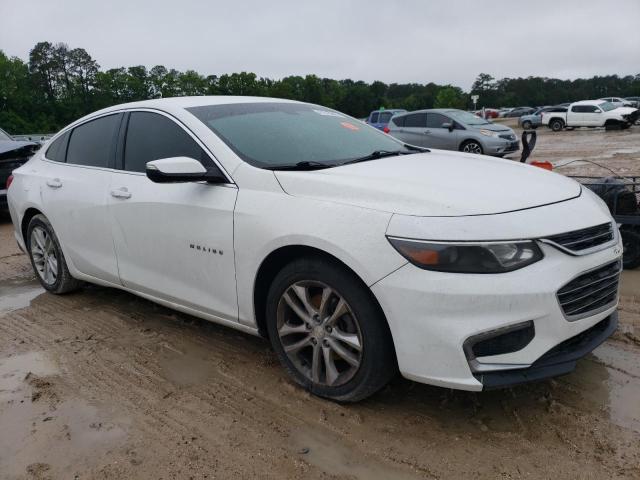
<box><xmin>291</xmin><ymin>428</ymin><xmax>424</xmax><ymax>480</ymax></box>
<box><xmin>157</xmin><ymin>341</ymin><xmax>219</xmax><ymax>386</ymax></box>
<box><xmin>0</xmin><ymin>278</ymin><xmax>44</xmax><ymax>315</ymax></box>
<box><xmin>0</xmin><ymin>351</ymin><xmax>128</xmax><ymax>478</ymax></box>
<box><xmin>620</xmin><ymin>270</ymin><xmax>640</xmax><ymax>298</ymax></box>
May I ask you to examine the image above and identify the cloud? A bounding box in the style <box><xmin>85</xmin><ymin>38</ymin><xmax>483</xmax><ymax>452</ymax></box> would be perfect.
<box><xmin>1</xmin><ymin>0</ymin><xmax>638</xmax><ymax>89</ymax></box>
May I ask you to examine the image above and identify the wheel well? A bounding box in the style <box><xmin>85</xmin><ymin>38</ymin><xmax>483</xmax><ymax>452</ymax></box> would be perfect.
<box><xmin>253</xmin><ymin>245</ymin><xmax>387</xmax><ymax>340</ymax></box>
<box><xmin>549</xmin><ymin>117</ymin><xmax>564</xmax><ymax>125</ymax></box>
<box><xmin>21</xmin><ymin>207</ymin><xmax>43</xmax><ymax>243</ymax></box>
<box><xmin>459</xmin><ymin>138</ymin><xmax>480</xmax><ymax>150</ymax></box>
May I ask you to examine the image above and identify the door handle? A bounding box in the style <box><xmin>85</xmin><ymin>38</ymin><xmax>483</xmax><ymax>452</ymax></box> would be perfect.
<box><xmin>110</xmin><ymin>187</ymin><xmax>132</xmax><ymax>199</ymax></box>
<box><xmin>46</xmin><ymin>178</ymin><xmax>62</xmax><ymax>189</ymax></box>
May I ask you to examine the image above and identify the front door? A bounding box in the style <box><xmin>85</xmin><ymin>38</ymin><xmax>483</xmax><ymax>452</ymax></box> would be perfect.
<box><xmin>108</xmin><ymin>111</ymin><xmax>239</xmax><ymax>322</ymax></box>
<box><xmin>424</xmin><ymin>113</ymin><xmax>458</xmax><ymax>149</ymax></box>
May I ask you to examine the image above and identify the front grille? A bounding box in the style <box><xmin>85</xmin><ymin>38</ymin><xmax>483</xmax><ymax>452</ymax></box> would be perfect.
<box><xmin>557</xmin><ymin>260</ymin><xmax>621</xmax><ymax>319</ymax></box>
<box><xmin>499</xmin><ymin>133</ymin><xmax>516</xmax><ymax>141</ymax></box>
<box><xmin>544</xmin><ymin>222</ymin><xmax>614</xmax><ymax>253</ymax></box>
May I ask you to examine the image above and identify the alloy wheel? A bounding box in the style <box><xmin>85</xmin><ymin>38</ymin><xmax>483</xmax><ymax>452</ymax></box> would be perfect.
<box><xmin>463</xmin><ymin>142</ymin><xmax>482</xmax><ymax>154</ymax></box>
<box><xmin>276</xmin><ymin>281</ymin><xmax>363</xmax><ymax>387</ymax></box>
<box><xmin>30</xmin><ymin>226</ymin><xmax>58</xmax><ymax>286</ymax></box>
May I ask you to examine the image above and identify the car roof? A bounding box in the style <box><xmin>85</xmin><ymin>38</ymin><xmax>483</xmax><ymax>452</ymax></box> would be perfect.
<box><xmin>573</xmin><ymin>100</ymin><xmax>608</xmax><ymax>105</ymax></box>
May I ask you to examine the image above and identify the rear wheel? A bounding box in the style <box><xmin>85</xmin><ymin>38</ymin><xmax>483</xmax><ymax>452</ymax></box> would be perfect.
<box><xmin>460</xmin><ymin>140</ymin><xmax>483</xmax><ymax>155</ymax></box>
<box><xmin>265</xmin><ymin>257</ymin><xmax>397</xmax><ymax>402</ymax></box>
<box><xmin>522</xmin><ymin>120</ymin><xmax>533</xmax><ymax>130</ymax></box>
<box><xmin>621</xmin><ymin>230</ymin><xmax>640</xmax><ymax>270</ymax></box>
<box><xmin>26</xmin><ymin>214</ymin><xmax>82</xmax><ymax>294</ymax></box>
<box><xmin>550</xmin><ymin>119</ymin><xmax>564</xmax><ymax>132</ymax></box>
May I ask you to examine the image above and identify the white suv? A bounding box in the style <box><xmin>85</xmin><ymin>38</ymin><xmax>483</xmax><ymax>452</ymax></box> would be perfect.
<box><xmin>7</xmin><ymin>97</ymin><xmax>622</xmax><ymax>401</ymax></box>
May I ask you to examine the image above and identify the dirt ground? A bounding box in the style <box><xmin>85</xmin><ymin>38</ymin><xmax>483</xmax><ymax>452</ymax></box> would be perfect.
<box><xmin>1</xmin><ymin>126</ymin><xmax>640</xmax><ymax>480</ymax></box>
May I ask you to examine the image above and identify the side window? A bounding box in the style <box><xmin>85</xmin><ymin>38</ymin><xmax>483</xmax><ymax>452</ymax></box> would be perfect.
<box><xmin>123</xmin><ymin>112</ymin><xmax>212</xmax><ymax>173</ymax></box>
<box><xmin>426</xmin><ymin>113</ymin><xmax>450</xmax><ymax>128</ymax></box>
<box><xmin>369</xmin><ymin>112</ymin><xmax>379</xmax><ymax>123</ymax></box>
<box><xmin>404</xmin><ymin>113</ymin><xmax>427</xmax><ymax>128</ymax></box>
<box><xmin>583</xmin><ymin>105</ymin><xmax>597</xmax><ymax>113</ymax></box>
<box><xmin>66</xmin><ymin>114</ymin><xmax>121</xmax><ymax>168</ymax></box>
<box><xmin>571</xmin><ymin>105</ymin><xmax>584</xmax><ymax>113</ymax></box>
<box><xmin>45</xmin><ymin>131</ymin><xmax>70</xmax><ymax>162</ymax></box>
<box><xmin>378</xmin><ymin>112</ymin><xmax>393</xmax><ymax>123</ymax></box>
<box><xmin>391</xmin><ymin>115</ymin><xmax>405</xmax><ymax>127</ymax></box>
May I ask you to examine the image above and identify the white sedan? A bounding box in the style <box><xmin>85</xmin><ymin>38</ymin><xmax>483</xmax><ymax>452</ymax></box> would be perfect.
<box><xmin>7</xmin><ymin>97</ymin><xmax>622</xmax><ymax>401</ymax></box>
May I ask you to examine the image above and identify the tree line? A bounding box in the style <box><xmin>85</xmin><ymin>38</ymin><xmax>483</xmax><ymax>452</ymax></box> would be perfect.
<box><xmin>1</xmin><ymin>42</ymin><xmax>639</xmax><ymax>134</ymax></box>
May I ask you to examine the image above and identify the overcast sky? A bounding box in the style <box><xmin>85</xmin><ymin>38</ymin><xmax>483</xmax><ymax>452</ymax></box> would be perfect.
<box><xmin>1</xmin><ymin>0</ymin><xmax>639</xmax><ymax>90</ymax></box>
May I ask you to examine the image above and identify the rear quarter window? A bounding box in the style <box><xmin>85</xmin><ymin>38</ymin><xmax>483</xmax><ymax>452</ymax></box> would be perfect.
<box><xmin>45</xmin><ymin>131</ymin><xmax>70</xmax><ymax>162</ymax></box>
<box><xmin>66</xmin><ymin>114</ymin><xmax>122</xmax><ymax>168</ymax></box>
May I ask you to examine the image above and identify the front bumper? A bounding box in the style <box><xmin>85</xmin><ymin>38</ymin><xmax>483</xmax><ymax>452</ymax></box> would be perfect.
<box><xmin>371</xmin><ymin>240</ymin><xmax>622</xmax><ymax>391</ymax></box>
<box><xmin>483</xmin><ymin>137</ymin><xmax>520</xmax><ymax>155</ymax></box>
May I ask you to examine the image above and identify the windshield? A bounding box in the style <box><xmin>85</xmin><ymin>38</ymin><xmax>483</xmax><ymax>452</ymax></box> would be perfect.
<box><xmin>599</xmin><ymin>102</ymin><xmax>616</xmax><ymax>112</ymax></box>
<box><xmin>445</xmin><ymin>110</ymin><xmax>490</xmax><ymax>126</ymax></box>
<box><xmin>0</xmin><ymin>128</ymin><xmax>12</xmax><ymax>141</ymax></box>
<box><xmin>187</xmin><ymin>102</ymin><xmax>406</xmax><ymax>168</ymax></box>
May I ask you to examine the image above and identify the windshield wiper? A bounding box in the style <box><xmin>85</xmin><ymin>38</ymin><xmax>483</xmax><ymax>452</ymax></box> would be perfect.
<box><xmin>341</xmin><ymin>150</ymin><xmax>404</xmax><ymax>165</ymax></box>
<box><xmin>342</xmin><ymin>146</ymin><xmax>428</xmax><ymax>165</ymax></box>
<box><xmin>263</xmin><ymin>161</ymin><xmax>334</xmax><ymax>171</ymax></box>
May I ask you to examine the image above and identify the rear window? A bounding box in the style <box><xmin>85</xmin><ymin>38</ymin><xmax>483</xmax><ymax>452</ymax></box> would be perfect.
<box><xmin>391</xmin><ymin>116</ymin><xmax>405</xmax><ymax>127</ymax></box>
<box><xmin>403</xmin><ymin>113</ymin><xmax>427</xmax><ymax>128</ymax></box>
<box><xmin>66</xmin><ymin>114</ymin><xmax>121</xmax><ymax>168</ymax></box>
<box><xmin>45</xmin><ymin>131</ymin><xmax>70</xmax><ymax>162</ymax></box>
<box><xmin>378</xmin><ymin>112</ymin><xmax>393</xmax><ymax>123</ymax></box>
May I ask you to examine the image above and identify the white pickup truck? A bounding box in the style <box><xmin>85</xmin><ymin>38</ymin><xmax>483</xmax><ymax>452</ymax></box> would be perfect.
<box><xmin>542</xmin><ymin>100</ymin><xmax>639</xmax><ymax>131</ymax></box>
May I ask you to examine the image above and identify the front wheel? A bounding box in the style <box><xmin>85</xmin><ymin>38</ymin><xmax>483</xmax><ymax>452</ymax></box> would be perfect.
<box><xmin>26</xmin><ymin>214</ymin><xmax>82</xmax><ymax>294</ymax></box>
<box><xmin>266</xmin><ymin>257</ymin><xmax>397</xmax><ymax>402</ymax></box>
<box><xmin>522</xmin><ymin>120</ymin><xmax>533</xmax><ymax>130</ymax></box>
<box><xmin>460</xmin><ymin>140</ymin><xmax>483</xmax><ymax>155</ymax></box>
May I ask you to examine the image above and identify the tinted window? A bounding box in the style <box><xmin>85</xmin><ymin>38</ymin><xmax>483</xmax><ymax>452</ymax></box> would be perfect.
<box><xmin>369</xmin><ymin>112</ymin><xmax>379</xmax><ymax>123</ymax></box>
<box><xmin>571</xmin><ymin>105</ymin><xmax>585</xmax><ymax>113</ymax></box>
<box><xmin>124</xmin><ymin>112</ymin><xmax>211</xmax><ymax>173</ymax></box>
<box><xmin>378</xmin><ymin>112</ymin><xmax>393</xmax><ymax>123</ymax></box>
<box><xmin>66</xmin><ymin>114</ymin><xmax>121</xmax><ymax>168</ymax></box>
<box><xmin>45</xmin><ymin>131</ymin><xmax>70</xmax><ymax>162</ymax></box>
<box><xmin>427</xmin><ymin>113</ymin><xmax>450</xmax><ymax>128</ymax></box>
<box><xmin>391</xmin><ymin>115</ymin><xmax>405</xmax><ymax>127</ymax></box>
<box><xmin>404</xmin><ymin>113</ymin><xmax>427</xmax><ymax>128</ymax></box>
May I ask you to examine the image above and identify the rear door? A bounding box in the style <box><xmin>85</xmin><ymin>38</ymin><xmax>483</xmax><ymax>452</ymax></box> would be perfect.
<box><xmin>424</xmin><ymin>113</ymin><xmax>457</xmax><ymax>149</ymax></box>
<box><xmin>397</xmin><ymin>112</ymin><xmax>428</xmax><ymax>147</ymax></box>
<box><xmin>108</xmin><ymin>110</ymin><xmax>239</xmax><ymax>322</ymax></box>
<box><xmin>41</xmin><ymin>114</ymin><xmax>122</xmax><ymax>283</ymax></box>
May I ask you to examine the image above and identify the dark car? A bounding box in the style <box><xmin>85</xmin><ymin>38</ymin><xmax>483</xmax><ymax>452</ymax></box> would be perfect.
<box><xmin>366</xmin><ymin>109</ymin><xmax>407</xmax><ymax>132</ymax></box>
<box><xmin>503</xmin><ymin>107</ymin><xmax>536</xmax><ymax>118</ymax></box>
<box><xmin>0</xmin><ymin>128</ymin><xmax>40</xmax><ymax>210</ymax></box>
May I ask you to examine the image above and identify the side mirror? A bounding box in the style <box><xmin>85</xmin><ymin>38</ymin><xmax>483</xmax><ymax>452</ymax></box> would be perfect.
<box><xmin>442</xmin><ymin>122</ymin><xmax>454</xmax><ymax>132</ymax></box>
<box><xmin>146</xmin><ymin>157</ymin><xmax>227</xmax><ymax>184</ymax></box>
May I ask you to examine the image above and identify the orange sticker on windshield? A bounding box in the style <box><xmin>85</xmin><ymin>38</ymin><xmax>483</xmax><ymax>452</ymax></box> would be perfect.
<box><xmin>340</xmin><ymin>122</ymin><xmax>360</xmax><ymax>131</ymax></box>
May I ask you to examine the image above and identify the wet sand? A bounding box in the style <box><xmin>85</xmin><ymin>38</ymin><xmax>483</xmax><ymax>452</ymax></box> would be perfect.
<box><xmin>1</xmin><ymin>126</ymin><xmax>639</xmax><ymax>479</ymax></box>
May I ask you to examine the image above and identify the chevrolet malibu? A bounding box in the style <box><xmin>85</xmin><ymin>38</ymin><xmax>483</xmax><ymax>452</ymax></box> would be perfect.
<box><xmin>7</xmin><ymin>97</ymin><xmax>622</xmax><ymax>401</ymax></box>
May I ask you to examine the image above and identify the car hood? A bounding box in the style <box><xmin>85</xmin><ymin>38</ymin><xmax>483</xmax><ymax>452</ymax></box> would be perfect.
<box><xmin>0</xmin><ymin>140</ymin><xmax>39</xmax><ymax>159</ymax></box>
<box><xmin>275</xmin><ymin>151</ymin><xmax>581</xmax><ymax>217</ymax></box>
<box><xmin>614</xmin><ymin>107</ymin><xmax>638</xmax><ymax>115</ymax></box>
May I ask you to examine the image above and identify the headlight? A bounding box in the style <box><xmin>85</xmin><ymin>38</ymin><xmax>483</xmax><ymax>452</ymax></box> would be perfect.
<box><xmin>479</xmin><ymin>129</ymin><xmax>499</xmax><ymax>137</ymax></box>
<box><xmin>387</xmin><ymin>237</ymin><xmax>543</xmax><ymax>273</ymax></box>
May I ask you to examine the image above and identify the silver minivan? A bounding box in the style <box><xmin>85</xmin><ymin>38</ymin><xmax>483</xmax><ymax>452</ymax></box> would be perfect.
<box><xmin>387</xmin><ymin>109</ymin><xmax>520</xmax><ymax>157</ymax></box>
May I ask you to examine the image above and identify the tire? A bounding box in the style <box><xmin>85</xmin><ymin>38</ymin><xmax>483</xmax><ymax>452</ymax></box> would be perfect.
<box><xmin>621</xmin><ymin>230</ymin><xmax>640</xmax><ymax>270</ymax></box>
<box><xmin>265</xmin><ymin>257</ymin><xmax>397</xmax><ymax>402</ymax></box>
<box><xmin>605</xmin><ymin>121</ymin><xmax>622</xmax><ymax>131</ymax></box>
<box><xmin>26</xmin><ymin>214</ymin><xmax>82</xmax><ymax>294</ymax></box>
<box><xmin>550</xmin><ymin>119</ymin><xmax>564</xmax><ymax>132</ymax></box>
<box><xmin>522</xmin><ymin>120</ymin><xmax>532</xmax><ymax>130</ymax></box>
<box><xmin>460</xmin><ymin>140</ymin><xmax>483</xmax><ymax>155</ymax></box>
